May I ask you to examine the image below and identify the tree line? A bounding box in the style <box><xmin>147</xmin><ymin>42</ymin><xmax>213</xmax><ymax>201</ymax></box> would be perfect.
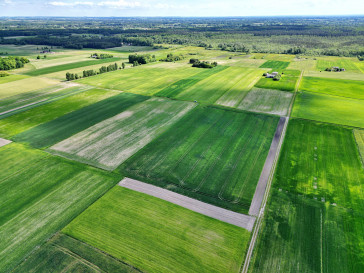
<box><xmin>0</xmin><ymin>56</ymin><xmax>29</xmax><ymax>70</ymax></box>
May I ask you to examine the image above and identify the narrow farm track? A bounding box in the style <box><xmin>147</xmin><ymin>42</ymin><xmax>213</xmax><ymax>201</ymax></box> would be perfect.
<box><xmin>241</xmin><ymin>70</ymin><xmax>304</xmax><ymax>273</ymax></box>
<box><xmin>118</xmin><ymin>177</ymin><xmax>256</xmax><ymax>231</ymax></box>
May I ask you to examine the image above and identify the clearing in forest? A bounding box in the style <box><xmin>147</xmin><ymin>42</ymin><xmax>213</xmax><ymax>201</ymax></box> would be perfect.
<box><xmin>63</xmin><ymin>186</ymin><xmax>251</xmax><ymax>273</ymax></box>
<box><xmin>49</xmin><ymin>98</ymin><xmax>195</xmax><ymax>170</ymax></box>
<box><xmin>121</xmin><ymin>107</ymin><xmax>279</xmax><ymax>213</ymax></box>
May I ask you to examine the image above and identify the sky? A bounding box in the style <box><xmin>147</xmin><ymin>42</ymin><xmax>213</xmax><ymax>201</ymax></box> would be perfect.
<box><xmin>0</xmin><ymin>0</ymin><xmax>363</xmax><ymax>17</ymax></box>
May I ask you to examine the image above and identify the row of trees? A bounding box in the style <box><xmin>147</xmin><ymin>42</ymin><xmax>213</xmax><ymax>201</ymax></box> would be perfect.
<box><xmin>190</xmin><ymin>59</ymin><xmax>218</xmax><ymax>68</ymax></box>
<box><xmin>66</xmin><ymin>62</ymin><xmax>126</xmax><ymax>81</ymax></box>
<box><xmin>0</xmin><ymin>56</ymin><xmax>29</xmax><ymax>70</ymax></box>
<box><xmin>91</xmin><ymin>53</ymin><xmax>113</xmax><ymax>59</ymax></box>
<box><xmin>160</xmin><ymin>53</ymin><xmax>185</xmax><ymax>62</ymax></box>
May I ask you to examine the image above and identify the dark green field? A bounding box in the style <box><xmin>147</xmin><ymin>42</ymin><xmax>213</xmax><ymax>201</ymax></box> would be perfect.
<box><xmin>14</xmin><ymin>92</ymin><xmax>149</xmax><ymax>148</ymax></box>
<box><xmin>259</xmin><ymin>60</ymin><xmax>290</xmax><ymax>70</ymax></box>
<box><xmin>13</xmin><ymin>234</ymin><xmax>138</xmax><ymax>273</ymax></box>
<box><xmin>121</xmin><ymin>107</ymin><xmax>279</xmax><ymax>213</ymax></box>
<box><xmin>24</xmin><ymin>58</ymin><xmax>121</xmax><ymax>76</ymax></box>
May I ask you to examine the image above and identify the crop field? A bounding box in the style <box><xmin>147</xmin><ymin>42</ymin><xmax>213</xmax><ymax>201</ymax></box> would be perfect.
<box><xmin>255</xmin><ymin>69</ymin><xmax>300</xmax><ymax>91</ymax></box>
<box><xmin>0</xmin><ymin>88</ymin><xmax>117</xmax><ymax>137</ymax></box>
<box><xmin>49</xmin><ymin>98</ymin><xmax>195</xmax><ymax>170</ymax></box>
<box><xmin>353</xmin><ymin>129</ymin><xmax>364</xmax><ymax>165</ymax></box>
<box><xmin>78</xmin><ymin>65</ymin><xmax>200</xmax><ymax>96</ymax></box>
<box><xmin>0</xmin><ymin>76</ymin><xmax>59</xmax><ymax>100</ymax></box>
<box><xmin>259</xmin><ymin>60</ymin><xmax>290</xmax><ymax>70</ymax></box>
<box><xmin>0</xmin><ymin>44</ymin><xmax>53</xmax><ymax>56</ymax></box>
<box><xmin>0</xmin><ymin>83</ymin><xmax>92</xmax><ymax>117</ymax></box>
<box><xmin>262</xmin><ymin>54</ymin><xmax>296</xmax><ymax>61</ymax></box>
<box><xmin>236</xmin><ymin>88</ymin><xmax>293</xmax><ymax>116</ymax></box>
<box><xmin>274</xmin><ymin>119</ymin><xmax>364</xmax><ymax>211</ymax></box>
<box><xmin>175</xmin><ymin>66</ymin><xmax>263</xmax><ymax>104</ymax></box>
<box><xmin>304</xmin><ymin>70</ymin><xmax>364</xmax><ymax>81</ymax></box>
<box><xmin>0</xmin><ymin>143</ymin><xmax>119</xmax><ymax>272</ymax></box>
<box><xmin>15</xmin><ymin>92</ymin><xmax>148</xmax><ymax>148</ymax></box>
<box><xmin>63</xmin><ymin>186</ymin><xmax>250</xmax><ymax>273</ymax></box>
<box><xmin>215</xmin><ymin>68</ymin><xmax>264</xmax><ymax>107</ymax></box>
<box><xmin>228</xmin><ymin>58</ymin><xmax>267</xmax><ymax>68</ymax></box>
<box><xmin>316</xmin><ymin>58</ymin><xmax>362</xmax><ymax>73</ymax></box>
<box><xmin>25</xmin><ymin>58</ymin><xmax>122</xmax><ymax>76</ymax></box>
<box><xmin>356</xmin><ymin>62</ymin><xmax>364</xmax><ymax>73</ymax></box>
<box><xmin>121</xmin><ymin>107</ymin><xmax>279</xmax><ymax>212</ymax></box>
<box><xmin>30</xmin><ymin>53</ymin><xmax>95</xmax><ymax>69</ymax></box>
<box><xmin>292</xmin><ymin>92</ymin><xmax>364</xmax><ymax>128</ymax></box>
<box><xmin>287</xmin><ymin>58</ymin><xmax>317</xmax><ymax>71</ymax></box>
<box><xmin>249</xmin><ymin>190</ymin><xmax>364</xmax><ymax>273</ymax></box>
<box><xmin>300</xmin><ymin>77</ymin><xmax>364</xmax><ymax>99</ymax></box>
<box><xmin>0</xmin><ymin>74</ymin><xmax>29</xmax><ymax>84</ymax></box>
<box><xmin>13</xmin><ymin>233</ymin><xmax>138</xmax><ymax>273</ymax></box>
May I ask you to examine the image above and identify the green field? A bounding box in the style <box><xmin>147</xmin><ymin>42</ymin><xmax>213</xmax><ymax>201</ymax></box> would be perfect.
<box><xmin>175</xmin><ymin>66</ymin><xmax>262</xmax><ymax>104</ymax></box>
<box><xmin>353</xmin><ymin>129</ymin><xmax>364</xmax><ymax>165</ymax></box>
<box><xmin>63</xmin><ymin>186</ymin><xmax>250</xmax><ymax>273</ymax></box>
<box><xmin>274</xmin><ymin>119</ymin><xmax>364</xmax><ymax>211</ymax></box>
<box><xmin>0</xmin><ymin>143</ymin><xmax>119</xmax><ymax>272</ymax></box>
<box><xmin>255</xmin><ymin>70</ymin><xmax>300</xmax><ymax>91</ymax></box>
<box><xmin>121</xmin><ymin>107</ymin><xmax>278</xmax><ymax>212</ymax></box>
<box><xmin>13</xmin><ymin>233</ymin><xmax>138</xmax><ymax>273</ymax></box>
<box><xmin>24</xmin><ymin>58</ymin><xmax>121</xmax><ymax>76</ymax></box>
<box><xmin>259</xmin><ymin>60</ymin><xmax>290</xmax><ymax>70</ymax></box>
<box><xmin>236</xmin><ymin>88</ymin><xmax>293</xmax><ymax>116</ymax></box>
<box><xmin>316</xmin><ymin>58</ymin><xmax>362</xmax><ymax>73</ymax></box>
<box><xmin>49</xmin><ymin>98</ymin><xmax>195</xmax><ymax>170</ymax></box>
<box><xmin>287</xmin><ymin>58</ymin><xmax>317</xmax><ymax>71</ymax></box>
<box><xmin>0</xmin><ymin>74</ymin><xmax>29</xmax><ymax>84</ymax></box>
<box><xmin>0</xmin><ymin>76</ymin><xmax>59</xmax><ymax>100</ymax></box>
<box><xmin>304</xmin><ymin>70</ymin><xmax>364</xmax><ymax>81</ymax></box>
<box><xmin>14</xmin><ymin>92</ymin><xmax>148</xmax><ymax>148</ymax></box>
<box><xmin>300</xmin><ymin>77</ymin><xmax>364</xmax><ymax>99</ymax></box>
<box><xmin>292</xmin><ymin>92</ymin><xmax>364</xmax><ymax>128</ymax></box>
<box><xmin>78</xmin><ymin>64</ymin><xmax>200</xmax><ymax>96</ymax></box>
<box><xmin>0</xmin><ymin>88</ymin><xmax>117</xmax><ymax>137</ymax></box>
<box><xmin>249</xmin><ymin>190</ymin><xmax>364</xmax><ymax>273</ymax></box>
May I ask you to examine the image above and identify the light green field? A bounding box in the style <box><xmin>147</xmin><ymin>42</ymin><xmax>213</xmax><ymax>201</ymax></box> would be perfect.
<box><xmin>176</xmin><ymin>66</ymin><xmax>260</xmax><ymax>104</ymax></box>
<box><xmin>255</xmin><ymin>70</ymin><xmax>300</xmax><ymax>91</ymax></box>
<box><xmin>13</xmin><ymin>234</ymin><xmax>138</xmax><ymax>273</ymax></box>
<box><xmin>249</xmin><ymin>190</ymin><xmax>364</xmax><ymax>273</ymax></box>
<box><xmin>0</xmin><ymin>143</ymin><xmax>119</xmax><ymax>272</ymax></box>
<box><xmin>354</xmin><ymin>129</ymin><xmax>364</xmax><ymax>165</ymax></box>
<box><xmin>0</xmin><ymin>74</ymin><xmax>29</xmax><ymax>84</ymax></box>
<box><xmin>274</xmin><ymin>119</ymin><xmax>364</xmax><ymax>211</ymax></box>
<box><xmin>236</xmin><ymin>88</ymin><xmax>293</xmax><ymax>116</ymax></box>
<box><xmin>0</xmin><ymin>88</ymin><xmax>117</xmax><ymax>137</ymax></box>
<box><xmin>31</xmin><ymin>54</ymin><xmax>93</xmax><ymax>69</ymax></box>
<box><xmin>288</xmin><ymin>58</ymin><xmax>317</xmax><ymax>71</ymax></box>
<box><xmin>300</xmin><ymin>77</ymin><xmax>364</xmax><ymax>99</ymax></box>
<box><xmin>49</xmin><ymin>98</ymin><xmax>195</xmax><ymax>170</ymax></box>
<box><xmin>78</xmin><ymin>64</ymin><xmax>200</xmax><ymax>96</ymax></box>
<box><xmin>63</xmin><ymin>186</ymin><xmax>250</xmax><ymax>273</ymax></box>
<box><xmin>304</xmin><ymin>70</ymin><xmax>364</xmax><ymax>81</ymax></box>
<box><xmin>292</xmin><ymin>92</ymin><xmax>364</xmax><ymax>128</ymax></box>
<box><xmin>355</xmin><ymin>62</ymin><xmax>364</xmax><ymax>73</ymax></box>
<box><xmin>228</xmin><ymin>57</ymin><xmax>267</xmax><ymax>68</ymax></box>
<box><xmin>215</xmin><ymin>68</ymin><xmax>264</xmax><ymax>107</ymax></box>
<box><xmin>316</xmin><ymin>57</ymin><xmax>362</xmax><ymax>73</ymax></box>
<box><xmin>263</xmin><ymin>54</ymin><xmax>296</xmax><ymax>61</ymax></box>
<box><xmin>0</xmin><ymin>76</ymin><xmax>60</xmax><ymax>100</ymax></box>
<box><xmin>121</xmin><ymin>107</ymin><xmax>278</xmax><ymax>212</ymax></box>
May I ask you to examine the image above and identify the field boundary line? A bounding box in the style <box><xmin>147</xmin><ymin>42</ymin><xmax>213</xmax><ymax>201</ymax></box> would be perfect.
<box><xmin>118</xmin><ymin>177</ymin><xmax>256</xmax><ymax>231</ymax></box>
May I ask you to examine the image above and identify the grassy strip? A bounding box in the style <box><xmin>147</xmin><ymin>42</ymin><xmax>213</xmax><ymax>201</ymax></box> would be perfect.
<box><xmin>300</xmin><ymin>76</ymin><xmax>364</xmax><ymax>100</ymax></box>
<box><xmin>24</xmin><ymin>58</ymin><xmax>121</xmax><ymax>76</ymax></box>
<box><xmin>0</xmin><ymin>143</ymin><xmax>120</xmax><ymax>272</ymax></box>
<box><xmin>13</xmin><ymin>233</ymin><xmax>139</xmax><ymax>273</ymax></box>
<box><xmin>63</xmin><ymin>186</ymin><xmax>250</xmax><ymax>273</ymax></box>
<box><xmin>121</xmin><ymin>106</ymin><xmax>278</xmax><ymax>213</ymax></box>
<box><xmin>0</xmin><ymin>88</ymin><xmax>118</xmax><ymax>138</ymax></box>
<box><xmin>14</xmin><ymin>92</ymin><xmax>149</xmax><ymax>148</ymax></box>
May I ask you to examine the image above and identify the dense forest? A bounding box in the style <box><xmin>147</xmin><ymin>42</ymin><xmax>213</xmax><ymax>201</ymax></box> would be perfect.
<box><xmin>0</xmin><ymin>17</ymin><xmax>363</xmax><ymax>56</ymax></box>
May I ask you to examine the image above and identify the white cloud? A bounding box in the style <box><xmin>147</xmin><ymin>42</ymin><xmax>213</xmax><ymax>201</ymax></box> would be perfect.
<box><xmin>48</xmin><ymin>0</ymin><xmax>141</xmax><ymax>8</ymax></box>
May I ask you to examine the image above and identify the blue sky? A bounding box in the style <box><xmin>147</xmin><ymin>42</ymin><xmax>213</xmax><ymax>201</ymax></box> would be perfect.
<box><xmin>0</xmin><ymin>0</ymin><xmax>363</xmax><ymax>17</ymax></box>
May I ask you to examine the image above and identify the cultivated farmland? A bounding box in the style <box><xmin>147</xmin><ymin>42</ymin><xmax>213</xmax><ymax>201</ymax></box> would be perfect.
<box><xmin>292</xmin><ymin>92</ymin><xmax>364</xmax><ymax>128</ymax></box>
<box><xmin>121</xmin><ymin>107</ymin><xmax>279</xmax><ymax>212</ymax></box>
<box><xmin>63</xmin><ymin>186</ymin><xmax>251</xmax><ymax>273</ymax></box>
<box><xmin>259</xmin><ymin>60</ymin><xmax>290</xmax><ymax>70</ymax></box>
<box><xmin>316</xmin><ymin>58</ymin><xmax>362</xmax><ymax>73</ymax></box>
<box><xmin>49</xmin><ymin>97</ymin><xmax>195</xmax><ymax>170</ymax></box>
<box><xmin>353</xmin><ymin>129</ymin><xmax>364</xmax><ymax>165</ymax></box>
<box><xmin>236</xmin><ymin>87</ymin><xmax>293</xmax><ymax>116</ymax></box>
<box><xmin>255</xmin><ymin>69</ymin><xmax>300</xmax><ymax>91</ymax></box>
<box><xmin>0</xmin><ymin>143</ymin><xmax>119</xmax><ymax>272</ymax></box>
<box><xmin>299</xmin><ymin>77</ymin><xmax>364</xmax><ymax>100</ymax></box>
<box><xmin>0</xmin><ymin>88</ymin><xmax>117</xmax><ymax>137</ymax></box>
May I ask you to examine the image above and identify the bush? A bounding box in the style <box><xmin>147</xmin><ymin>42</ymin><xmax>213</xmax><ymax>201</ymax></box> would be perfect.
<box><xmin>129</xmin><ymin>54</ymin><xmax>155</xmax><ymax>64</ymax></box>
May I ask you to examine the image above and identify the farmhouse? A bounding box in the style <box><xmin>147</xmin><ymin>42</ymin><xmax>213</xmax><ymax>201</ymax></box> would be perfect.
<box><xmin>266</xmin><ymin>72</ymin><xmax>279</xmax><ymax>78</ymax></box>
